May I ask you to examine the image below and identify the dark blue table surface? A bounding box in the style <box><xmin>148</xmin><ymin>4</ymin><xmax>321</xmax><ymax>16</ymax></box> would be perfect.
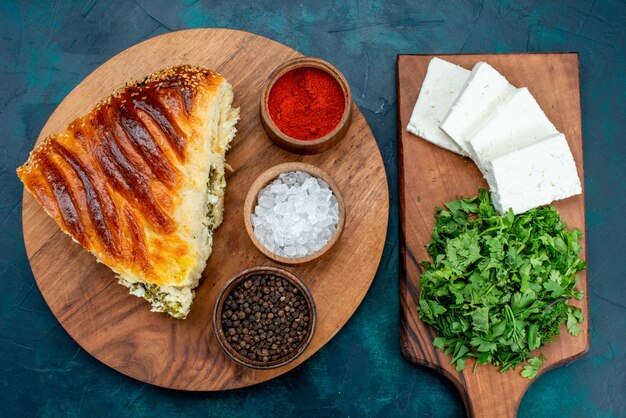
<box><xmin>1</xmin><ymin>1</ymin><xmax>624</xmax><ymax>417</ymax></box>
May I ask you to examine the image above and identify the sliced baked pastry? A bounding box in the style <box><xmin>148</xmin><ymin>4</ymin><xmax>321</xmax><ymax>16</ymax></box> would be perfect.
<box><xmin>17</xmin><ymin>65</ymin><xmax>239</xmax><ymax>318</ymax></box>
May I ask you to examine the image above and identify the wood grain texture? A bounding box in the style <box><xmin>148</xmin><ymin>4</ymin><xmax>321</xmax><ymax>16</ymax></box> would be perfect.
<box><xmin>397</xmin><ymin>54</ymin><xmax>588</xmax><ymax>418</ymax></box>
<box><xmin>21</xmin><ymin>29</ymin><xmax>389</xmax><ymax>391</ymax></box>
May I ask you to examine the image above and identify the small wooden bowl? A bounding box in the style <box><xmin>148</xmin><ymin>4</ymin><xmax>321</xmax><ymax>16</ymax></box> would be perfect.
<box><xmin>213</xmin><ymin>266</ymin><xmax>317</xmax><ymax>369</ymax></box>
<box><xmin>260</xmin><ymin>57</ymin><xmax>353</xmax><ymax>155</ymax></box>
<box><xmin>244</xmin><ymin>162</ymin><xmax>345</xmax><ymax>266</ymax></box>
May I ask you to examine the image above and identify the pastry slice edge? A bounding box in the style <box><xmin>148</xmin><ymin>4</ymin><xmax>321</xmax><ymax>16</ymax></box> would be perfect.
<box><xmin>17</xmin><ymin>65</ymin><xmax>240</xmax><ymax>319</ymax></box>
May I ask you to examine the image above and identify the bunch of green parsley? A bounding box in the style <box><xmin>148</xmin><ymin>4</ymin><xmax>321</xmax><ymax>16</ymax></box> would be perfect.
<box><xmin>417</xmin><ymin>190</ymin><xmax>585</xmax><ymax>378</ymax></box>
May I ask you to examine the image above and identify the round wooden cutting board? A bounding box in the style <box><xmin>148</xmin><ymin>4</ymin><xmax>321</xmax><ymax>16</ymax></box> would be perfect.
<box><xmin>21</xmin><ymin>29</ymin><xmax>389</xmax><ymax>390</ymax></box>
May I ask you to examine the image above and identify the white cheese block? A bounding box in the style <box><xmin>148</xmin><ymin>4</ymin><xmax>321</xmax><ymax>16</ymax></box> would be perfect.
<box><xmin>440</xmin><ymin>61</ymin><xmax>516</xmax><ymax>153</ymax></box>
<box><xmin>406</xmin><ymin>57</ymin><xmax>470</xmax><ymax>156</ymax></box>
<box><xmin>489</xmin><ymin>133</ymin><xmax>581</xmax><ymax>214</ymax></box>
<box><xmin>467</xmin><ymin>87</ymin><xmax>559</xmax><ymax>181</ymax></box>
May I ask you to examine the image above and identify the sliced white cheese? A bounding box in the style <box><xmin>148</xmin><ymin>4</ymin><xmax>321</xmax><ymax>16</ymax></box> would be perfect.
<box><xmin>467</xmin><ymin>87</ymin><xmax>559</xmax><ymax>182</ymax></box>
<box><xmin>440</xmin><ymin>61</ymin><xmax>516</xmax><ymax>153</ymax></box>
<box><xmin>489</xmin><ymin>133</ymin><xmax>581</xmax><ymax>214</ymax></box>
<box><xmin>406</xmin><ymin>57</ymin><xmax>470</xmax><ymax>156</ymax></box>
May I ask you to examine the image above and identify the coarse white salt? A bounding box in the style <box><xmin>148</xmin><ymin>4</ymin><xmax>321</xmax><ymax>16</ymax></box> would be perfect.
<box><xmin>251</xmin><ymin>171</ymin><xmax>339</xmax><ymax>258</ymax></box>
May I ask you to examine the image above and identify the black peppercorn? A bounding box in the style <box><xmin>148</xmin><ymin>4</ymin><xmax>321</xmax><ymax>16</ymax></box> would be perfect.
<box><xmin>220</xmin><ymin>273</ymin><xmax>311</xmax><ymax>364</ymax></box>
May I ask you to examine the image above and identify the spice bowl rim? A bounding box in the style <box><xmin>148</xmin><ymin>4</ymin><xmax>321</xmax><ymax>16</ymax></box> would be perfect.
<box><xmin>243</xmin><ymin>162</ymin><xmax>346</xmax><ymax>266</ymax></box>
<box><xmin>212</xmin><ymin>265</ymin><xmax>317</xmax><ymax>370</ymax></box>
<box><xmin>260</xmin><ymin>57</ymin><xmax>353</xmax><ymax>155</ymax></box>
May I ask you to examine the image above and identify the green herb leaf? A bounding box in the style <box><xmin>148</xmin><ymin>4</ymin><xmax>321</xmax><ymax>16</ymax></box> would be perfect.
<box><xmin>472</xmin><ymin>307</ymin><xmax>490</xmax><ymax>334</ymax></box>
<box><xmin>521</xmin><ymin>356</ymin><xmax>543</xmax><ymax>379</ymax></box>
<box><xmin>416</xmin><ymin>190</ymin><xmax>586</xmax><ymax>375</ymax></box>
<box><xmin>528</xmin><ymin>324</ymin><xmax>540</xmax><ymax>350</ymax></box>
<box><xmin>455</xmin><ymin>358</ymin><xmax>465</xmax><ymax>372</ymax></box>
<box><xmin>433</xmin><ymin>337</ymin><xmax>446</xmax><ymax>349</ymax></box>
<box><xmin>567</xmin><ymin>307</ymin><xmax>583</xmax><ymax>336</ymax></box>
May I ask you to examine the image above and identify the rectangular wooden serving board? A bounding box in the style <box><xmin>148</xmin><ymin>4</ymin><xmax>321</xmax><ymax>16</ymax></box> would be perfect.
<box><xmin>397</xmin><ymin>53</ymin><xmax>588</xmax><ymax>418</ymax></box>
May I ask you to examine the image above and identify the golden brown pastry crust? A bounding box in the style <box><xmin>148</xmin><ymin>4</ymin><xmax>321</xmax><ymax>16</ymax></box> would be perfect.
<box><xmin>18</xmin><ymin>65</ymin><xmax>225</xmax><ymax>287</ymax></box>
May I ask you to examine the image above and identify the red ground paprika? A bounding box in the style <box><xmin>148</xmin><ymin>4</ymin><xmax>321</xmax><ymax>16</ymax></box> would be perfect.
<box><xmin>268</xmin><ymin>67</ymin><xmax>345</xmax><ymax>141</ymax></box>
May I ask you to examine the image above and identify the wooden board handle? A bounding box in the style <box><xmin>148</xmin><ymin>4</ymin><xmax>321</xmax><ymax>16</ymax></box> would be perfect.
<box><xmin>462</xmin><ymin>368</ymin><xmax>528</xmax><ymax>418</ymax></box>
